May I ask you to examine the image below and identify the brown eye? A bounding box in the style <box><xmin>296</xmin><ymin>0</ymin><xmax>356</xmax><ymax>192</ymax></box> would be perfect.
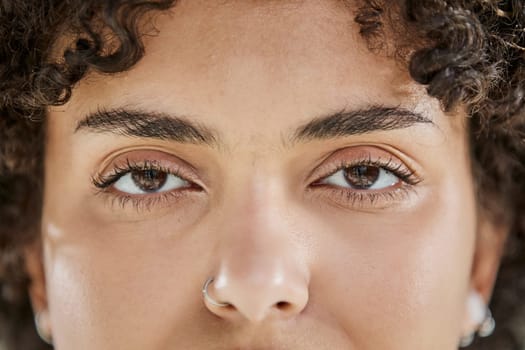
<box><xmin>344</xmin><ymin>166</ymin><xmax>380</xmax><ymax>190</ymax></box>
<box><xmin>131</xmin><ymin>169</ymin><xmax>168</xmax><ymax>193</ymax></box>
<box><xmin>113</xmin><ymin>169</ymin><xmax>190</xmax><ymax>195</ymax></box>
<box><xmin>321</xmin><ymin>165</ymin><xmax>400</xmax><ymax>190</ymax></box>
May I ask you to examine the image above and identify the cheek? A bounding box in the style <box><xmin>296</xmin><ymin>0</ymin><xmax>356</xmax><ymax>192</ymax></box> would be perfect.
<box><xmin>309</xmin><ymin>183</ymin><xmax>476</xmax><ymax>348</ymax></box>
<box><xmin>42</xmin><ymin>215</ymin><xmax>214</xmax><ymax>348</ymax></box>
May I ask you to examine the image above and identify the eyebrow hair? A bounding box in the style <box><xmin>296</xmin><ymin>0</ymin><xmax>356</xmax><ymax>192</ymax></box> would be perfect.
<box><xmin>75</xmin><ymin>105</ymin><xmax>433</xmax><ymax>146</ymax></box>
<box><xmin>293</xmin><ymin>106</ymin><xmax>434</xmax><ymax>142</ymax></box>
<box><xmin>75</xmin><ymin>108</ymin><xmax>218</xmax><ymax>145</ymax></box>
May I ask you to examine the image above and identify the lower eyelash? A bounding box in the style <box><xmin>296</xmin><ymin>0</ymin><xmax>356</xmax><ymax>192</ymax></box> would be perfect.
<box><xmin>334</xmin><ymin>186</ymin><xmax>413</xmax><ymax>205</ymax></box>
<box><xmin>308</xmin><ymin>155</ymin><xmax>421</xmax><ymax>209</ymax></box>
<box><xmin>93</xmin><ymin>156</ymin><xmax>418</xmax><ymax>211</ymax></box>
<box><xmin>311</xmin><ymin>185</ymin><xmax>415</xmax><ymax>211</ymax></box>
<box><xmin>91</xmin><ymin>159</ymin><xmax>200</xmax><ymax>211</ymax></box>
<box><xmin>96</xmin><ymin>188</ymin><xmax>194</xmax><ymax>212</ymax></box>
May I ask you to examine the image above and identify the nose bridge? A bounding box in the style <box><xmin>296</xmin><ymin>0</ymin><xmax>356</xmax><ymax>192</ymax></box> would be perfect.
<box><xmin>221</xmin><ymin>162</ymin><xmax>292</xmax><ymax>244</ymax></box>
<box><xmin>222</xmin><ymin>165</ymin><xmax>300</xmax><ymax>258</ymax></box>
<box><xmin>219</xmin><ymin>175</ymin><xmax>298</xmax><ymax>283</ymax></box>
<box><xmin>207</xmin><ymin>172</ymin><xmax>310</xmax><ymax>322</ymax></box>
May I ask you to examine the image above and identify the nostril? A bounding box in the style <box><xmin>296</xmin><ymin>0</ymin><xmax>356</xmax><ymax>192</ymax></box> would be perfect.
<box><xmin>276</xmin><ymin>301</ymin><xmax>293</xmax><ymax>311</ymax></box>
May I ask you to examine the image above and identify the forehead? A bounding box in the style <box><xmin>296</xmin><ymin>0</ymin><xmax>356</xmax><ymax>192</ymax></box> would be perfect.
<box><xmin>57</xmin><ymin>0</ymin><xmax>443</xmax><ymax>138</ymax></box>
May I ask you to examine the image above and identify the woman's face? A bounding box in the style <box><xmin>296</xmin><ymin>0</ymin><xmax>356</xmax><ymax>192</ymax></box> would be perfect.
<box><xmin>37</xmin><ymin>0</ymin><xmax>502</xmax><ymax>349</ymax></box>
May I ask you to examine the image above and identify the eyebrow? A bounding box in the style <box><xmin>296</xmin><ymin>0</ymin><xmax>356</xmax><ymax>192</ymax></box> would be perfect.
<box><xmin>75</xmin><ymin>105</ymin><xmax>433</xmax><ymax>146</ymax></box>
<box><xmin>292</xmin><ymin>106</ymin><xmax>433</xmax><ymax>142</ymax></box>
<box><xmin>75</xmin><ymin>108</ymin><xmax>218</xmax><ymax>145</ymax></box>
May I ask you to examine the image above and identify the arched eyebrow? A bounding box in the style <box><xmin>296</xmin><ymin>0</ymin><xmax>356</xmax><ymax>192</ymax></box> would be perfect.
<box><xmin>75</xmin><ymin>105</ymin><xmax>433</xmax><ymax>146</ymax></box>
<box><xmin>292</xmin><ymin>106</ymin><xmax>434</xmax><ymax>142</ymax></box>
<box><xmin>75</xmin><ymin>108</ymin><xmax>219</xmax><ymax>145</ymax></box>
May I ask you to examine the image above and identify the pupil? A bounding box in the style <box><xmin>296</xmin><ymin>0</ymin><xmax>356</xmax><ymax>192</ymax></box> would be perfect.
<box><xmin>344</xmin><ymin>166</ymin><xmax>380</xmax><ymax>189</ymax></box>
<box><xmin>131</xmin><ymin>169</ymin><xmax>168</xmax><ymax>193</ymax></box>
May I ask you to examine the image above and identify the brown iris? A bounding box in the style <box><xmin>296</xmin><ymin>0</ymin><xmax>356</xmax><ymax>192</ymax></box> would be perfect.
<box><xmin>344</xmin><ymin>166</ymin><xmax>381</xmax><ymax>189</ymax></box>
<box><xmin>131</xmin><ymin>169</ymin><xmax>168</xmax><ymax>193</ymax></box>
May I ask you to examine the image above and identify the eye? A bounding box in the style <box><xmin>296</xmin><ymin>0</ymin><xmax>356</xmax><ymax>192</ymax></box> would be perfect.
<box><xmin>309</xmin><ymin>148</ymin><xmax>422</xmax><ymax>209</ymax></box>
<box><xmin>113</xmin><ymin>169</ymin><xmax>190</xmax><ymax>195</ymax></box>
<box><xmin>320</xmin><ymin>165</ymin><xmax>401</xmax><ymax>190</ymax></box>
<box><xmin>92</xmin><ymin>153</ymin><xmax>204</xmax><ymax>212</ymax></box>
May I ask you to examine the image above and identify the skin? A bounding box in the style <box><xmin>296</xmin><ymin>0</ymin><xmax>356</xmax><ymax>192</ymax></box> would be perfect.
<box><xmin>25</xmin><ymin>0</ymin><xmax>508</xmax><ymax>349</ymax></box>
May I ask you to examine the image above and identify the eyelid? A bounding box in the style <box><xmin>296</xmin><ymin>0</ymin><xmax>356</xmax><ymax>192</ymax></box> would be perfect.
<box><xmin>91</xmin><ymin>150</ymin><xmax>204</xmax><ymax>191</ymax></box>
<box><xmin>91</xmin><ymin>153</ymin><xmax>206</xmax><ymax>212</ymax></box>
<box><xmin>314</xmin><ymin>157</ymin><xmax>420</xmax><ymax>187</ymax></box>
<box><xmin>308</xmin><ymin>146</ymin><xmax>422</xmax><ymax>186</ymax></box>
<box><xmin>92</xmin><ymin>161</ymin><xmax>189</xmax><ymax>190</ymax></box>
<box><xmin>303</xmin><ymin>146</ymin><xmax>424</xmax><ymax>210</ymax></box>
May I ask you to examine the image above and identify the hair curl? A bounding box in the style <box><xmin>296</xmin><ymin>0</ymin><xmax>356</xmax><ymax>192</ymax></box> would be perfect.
<box><xmin>0</xmin><ymin>0</ymin><xmax>524</xmax><ymax>349</ymax></box>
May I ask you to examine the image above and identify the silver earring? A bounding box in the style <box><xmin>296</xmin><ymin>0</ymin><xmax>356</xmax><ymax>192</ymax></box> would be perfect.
<box><xmin>459</xmin><ymin>309</ymin><xmax>496</xmax><ymax>348</ymax></box>
<box><xmin>478</xmin><ymin>309</ymin><xmax>496</xmax><ymax>338</ymax></box>
<box><xmin>34</xmin><ymin>312</ymin><xmax>53</xmax><ymax>345</ymax></box>
<box><xmin>459</xmin><ymin>333</ymin><xmax>475</xmax><ymax>348</ymax></box>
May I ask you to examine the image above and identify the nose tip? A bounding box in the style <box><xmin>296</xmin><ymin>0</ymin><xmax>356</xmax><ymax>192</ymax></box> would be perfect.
<box><xmin>203</xmin><ymin>270</ymin><xmax>309</xmax><ymax>323</ymax></box>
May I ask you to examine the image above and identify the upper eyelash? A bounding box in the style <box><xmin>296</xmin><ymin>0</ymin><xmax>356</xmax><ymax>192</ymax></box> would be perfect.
<box><xmin>314</xmin><ymin>155</ymin><xmax>422</xmax><ymax>186</ymax></box>
<box><xmin>91</xmin><ymin>155</ymin><xmax>420</xmax><ymax>212</ymax></box>
<box><xmin>93</xmin><ymin>156</ymin><xmax>420</xmax><ymax>190</ymax></box>
<box><xmin>307</xmin><ymin>156</ymin><xmax>421</xmax><ymax>209</ymax></box>
<box><xmin>91</xmin><ymin>159</ymin><xmax>187</xmax><ymax>190</ymax></box>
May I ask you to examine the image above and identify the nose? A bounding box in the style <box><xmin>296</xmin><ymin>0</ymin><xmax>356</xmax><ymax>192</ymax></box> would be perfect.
<box><xmin>204</xmin><ymin>257</ymin><xmax>309</xmax><ymax>323</ymax></box>
<box><xmin>203</xmin><ymin>194</ymin><xmax>310</xmax><ymax>323</ymax></box>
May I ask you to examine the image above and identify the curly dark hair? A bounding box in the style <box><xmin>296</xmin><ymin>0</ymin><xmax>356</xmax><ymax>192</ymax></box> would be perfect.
<box><xmin>0</xmin><ymin>0</ymin><xmax>524</xmax><ymax>349</ymax></box>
